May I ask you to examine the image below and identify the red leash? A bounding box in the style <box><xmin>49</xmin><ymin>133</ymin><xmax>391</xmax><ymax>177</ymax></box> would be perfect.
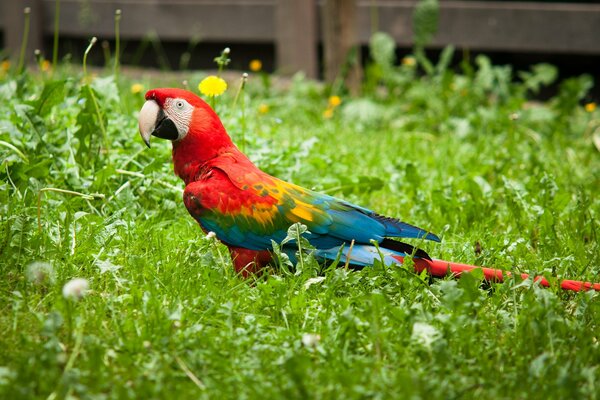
<box><xmin>396</xmin><ymin>257</ymin><xmax>600</xmax><ymax>292</ymax></box>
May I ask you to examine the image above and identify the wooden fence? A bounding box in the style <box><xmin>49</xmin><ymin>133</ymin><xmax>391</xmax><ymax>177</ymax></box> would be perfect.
<box><xmin>2</xmin><ymin>0</ymin><xmax>600</xmax><ymax>78</ymax></box>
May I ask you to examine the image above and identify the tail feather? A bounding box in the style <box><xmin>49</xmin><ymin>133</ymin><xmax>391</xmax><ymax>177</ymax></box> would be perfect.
<box><xmin>380</xmin><ymin>238</ymin><xmax>432</xmax><ymax>260</ymax></box>
<box><xmin>372</xmin><ymin>214</ymin><xmax>440</xmax><ymax>242</ymax></box>
<box><xmin>341</xmin><ymin>202</ymin><xmax>440</xmax><ymax>242</ymax></box>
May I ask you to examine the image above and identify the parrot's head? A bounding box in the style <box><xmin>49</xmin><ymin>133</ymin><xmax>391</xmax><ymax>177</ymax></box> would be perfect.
<box><xmin>137</xmin><ymin>88</ymin><xmax>235</xmax><ymax>182</ymax></box>
<box><xmin>138</xmin><ymin>88</ymin><xmax>209</xmax><ymax>148</ymax></box>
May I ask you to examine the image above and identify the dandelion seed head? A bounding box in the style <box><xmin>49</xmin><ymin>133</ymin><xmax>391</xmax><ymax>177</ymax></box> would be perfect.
<box><xmin>302</xmin><ymin>333</ymin><xmax>321</xmax><ymax>348</ymax></box>
<box><xmin>62</xmin><ymin>278</ymin><xmax>89</xmax><ymax>301</ymax></box>
<box><xmin>26</xmin><ymin>261</ymin><xmax>55</xmax><ymax>285</ymax></box>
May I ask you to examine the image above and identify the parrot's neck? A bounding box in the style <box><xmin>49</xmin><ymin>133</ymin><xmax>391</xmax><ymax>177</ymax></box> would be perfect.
<box><xmin>171</xmin><ymin>127</ymin><xmax>245</xmax><ymax>185</ymax></box>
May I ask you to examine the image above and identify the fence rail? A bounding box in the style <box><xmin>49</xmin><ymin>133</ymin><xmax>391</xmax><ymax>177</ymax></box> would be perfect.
<box><xmin>2</xmin><ymin>0</ymin><xmax>600</xmax><ymax>77</ymax></box>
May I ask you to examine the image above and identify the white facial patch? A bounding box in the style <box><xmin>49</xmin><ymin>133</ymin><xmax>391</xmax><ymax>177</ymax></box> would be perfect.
<box><xmin>164</xmin><ymin>98</ymin><xmax>194</xmax><ymax>140</ymax></box>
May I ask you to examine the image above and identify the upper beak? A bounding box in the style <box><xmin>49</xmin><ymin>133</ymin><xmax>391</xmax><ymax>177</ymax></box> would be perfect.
<box><xmin>138</xmin><ymin>100</ymin><xmax>159</xmax><ymax>148</ymax></box>
<box><xmin>138</xmin><ymin>100</ymin><xmax>179</xmax><ymax>148</ymax></box>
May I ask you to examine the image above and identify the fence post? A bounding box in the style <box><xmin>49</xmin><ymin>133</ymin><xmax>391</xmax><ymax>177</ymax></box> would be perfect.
<box><xmin>322</xmin><ymin>0</ymin><xmax>362</xmax><ymax>93</ymax></box>
<box><xmin>2</xmin><ymin>0</ymin><xmax>45</xmax><ymax>64</ymax></box>
<box><xmin>275</xmin><ymin>0</ymin><xmax>318</xmax><ymax>78</ymax></box>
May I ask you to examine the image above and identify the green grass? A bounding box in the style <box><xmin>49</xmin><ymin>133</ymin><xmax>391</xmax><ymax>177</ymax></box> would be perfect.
<box><xmin>1</xmin><ymin>48</ymin><xmax>599</xmax><ymax>399</ymax></box>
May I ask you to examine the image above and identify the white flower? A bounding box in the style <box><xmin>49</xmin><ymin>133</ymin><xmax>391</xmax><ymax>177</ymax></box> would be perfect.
<box><xmin>26</xmin><ymin>261</ymin><xmax>55</xmax><ymax>285</ymax></box>
<box><xmin>301</xmin><ymin>333</ymin><xmax>321</xmax><ymax>348</ymax></box>
<box><xmin>62</xmin><ymin>278</ymin><xmax>89</xmax><ymax>300</ymax></box>
<box><xmin>206</xmin><ymin>231</ymin><xmax>217</xmax><ymax>240</ymax></box>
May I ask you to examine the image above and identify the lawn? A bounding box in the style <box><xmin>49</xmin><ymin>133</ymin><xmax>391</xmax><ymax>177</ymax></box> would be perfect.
<box><xmin>1</xmin><ymin>41</ymin><xmax>599</xmax><ymax>399</ymax></box>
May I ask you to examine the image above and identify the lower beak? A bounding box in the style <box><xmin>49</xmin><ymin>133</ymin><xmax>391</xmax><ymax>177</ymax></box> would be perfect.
<box><xmin>138</xmin><ymin>100</ymin><xmax>179</xmax><ymax>148</ymax></box>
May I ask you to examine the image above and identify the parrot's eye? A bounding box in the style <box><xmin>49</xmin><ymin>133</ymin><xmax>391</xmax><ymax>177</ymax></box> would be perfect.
<box><xmin>175</xmin><ymin>100</ymin><xmax>185</xmax><ymax>109</ymax></box>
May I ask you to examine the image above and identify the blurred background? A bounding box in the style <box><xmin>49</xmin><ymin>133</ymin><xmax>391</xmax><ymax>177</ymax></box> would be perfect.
<box><xmin>1</xmin><ymin>0</ymin><xmax>599</xmax><ymax>97</ymax></box>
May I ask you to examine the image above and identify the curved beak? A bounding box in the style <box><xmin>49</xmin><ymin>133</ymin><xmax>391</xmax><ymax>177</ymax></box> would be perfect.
<box><xmin>138</xmin><ymin>100</ymin><xmax>179</xmax><ymax>148</ymax></box>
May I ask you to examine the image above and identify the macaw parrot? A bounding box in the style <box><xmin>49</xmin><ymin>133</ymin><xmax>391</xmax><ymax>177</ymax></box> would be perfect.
<box><xmin>136</xmin><ymin>87</ymin><xmax>600</xmax><ymax>292</ymax></box>
<box><xmin>138</xmin><ymin>88</ymin><xmax>439</xmax><ymax>275</ymax></box>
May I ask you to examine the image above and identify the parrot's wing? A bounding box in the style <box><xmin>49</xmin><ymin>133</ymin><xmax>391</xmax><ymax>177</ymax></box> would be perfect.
<box><xmin>183</xmin><ymin>160</ymin><xmax>439</xmax><ymax>251</ymax></box>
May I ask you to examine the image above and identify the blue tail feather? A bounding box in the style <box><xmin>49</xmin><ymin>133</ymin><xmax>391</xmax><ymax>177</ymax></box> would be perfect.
<box><xmin>375</xmin><ymin>215</ymin><xmax>441</xmax><ymax>242</ymax></box>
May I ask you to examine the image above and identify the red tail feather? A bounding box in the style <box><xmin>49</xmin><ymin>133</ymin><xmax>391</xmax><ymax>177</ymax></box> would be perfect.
<box><xmin>393</xmin><ymin>256</ymin><xmax>600</xmax><ymax>292</ymax></box>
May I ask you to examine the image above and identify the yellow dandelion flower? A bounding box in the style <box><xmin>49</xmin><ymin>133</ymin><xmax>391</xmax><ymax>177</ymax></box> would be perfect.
<box><xmin>585</xmin><ymin>102</ymin><xmax>597</xmax><ymax>113</ymax></box>
<box><xmin>131</xmin><ymin>83</ymin><xmax>144</xmax><ymax>94</ymax></box>
<box><xmin>401</xmin><ymin>56</ymin><xmax>416</xmax><ymax>67</ymax></box>
<box><xmin>249</xmin><ymin>59</ymin><xmax>262</xmax><ymax>72</ymax></box>
<box><xmin>1</xmin><ymin>60</ymin><xmax>10</xmax><ymax>72</ymax></box>
<box><xmin>328</xmin><ymin>95</ymin><xmax>341</xmax><ymax>108</ymax></box>
<box><xmin>323</xmin><ymin>108</ymin><xmax>334</xmax><ymax>119</ymax></box>
<box><xmin>258</xmin><ymin>103</ymin><xmax>269</xmax><ymax>114</ymax></box>
<box><xmin>199</xmin><ymin>76</ymin><xmax>227</xmax><ymax>97</ymax></box>
<box><xmin>40</xmin><ymin>60</ymin><xmax>51</xmax><ymax>72</ymax></box>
